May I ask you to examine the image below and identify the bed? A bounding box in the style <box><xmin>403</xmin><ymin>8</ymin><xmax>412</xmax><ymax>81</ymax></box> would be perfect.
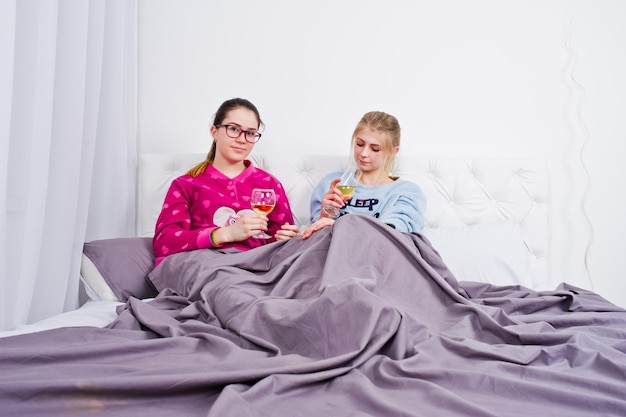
<box><xmin>0</xmin><ymin>153</ymin><xmax>624</xmax><ymax>416</ymax></box>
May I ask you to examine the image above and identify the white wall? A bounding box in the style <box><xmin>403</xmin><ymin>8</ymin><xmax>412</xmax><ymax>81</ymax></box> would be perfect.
<box><xmin>137</xmin><ymin>0</ymin><xmax>626</xmax><ymax>307</ymax></box>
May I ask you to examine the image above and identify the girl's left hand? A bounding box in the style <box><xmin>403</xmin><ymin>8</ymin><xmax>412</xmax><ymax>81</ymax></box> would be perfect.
<box><xmin>301</xmin><ymin>217</ymin><xmax>335</xmax><ymax>240</ymax></box>
<box><xmin>274</xmin><ymin>223</ymin><xmax>301</xmax><ymax>241</ymax></box>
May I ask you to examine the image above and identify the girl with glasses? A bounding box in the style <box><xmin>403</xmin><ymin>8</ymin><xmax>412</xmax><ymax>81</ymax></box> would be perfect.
<box><xmin>152</xmin><ymin>98</ymin><xmax>300</xmax><ymax>266</ymax></box>
<box><xmin>303</xmin><ymin>111</ymin><xmax>426</xmax><ymax>239</ymax></box>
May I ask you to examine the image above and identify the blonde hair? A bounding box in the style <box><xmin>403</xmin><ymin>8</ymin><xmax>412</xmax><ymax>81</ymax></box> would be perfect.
<box><xmin>187</xmin><ymin>98</ymin><xmax>263</xmax><ymax>177</ymax></box>
<box><xmin>351</xmin><ymin>111</ymin><xmax>401</xmax><ymax>175</ymax></box>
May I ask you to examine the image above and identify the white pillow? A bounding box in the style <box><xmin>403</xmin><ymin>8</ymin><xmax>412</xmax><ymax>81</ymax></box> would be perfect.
<box><xmin>421</xmin><ymin>220</ymin><xmax>532</xmax><ymax>287</ymax></box>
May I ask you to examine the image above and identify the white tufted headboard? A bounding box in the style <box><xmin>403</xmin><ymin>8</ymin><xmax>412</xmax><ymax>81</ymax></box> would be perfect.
<box><xmin>138</xmin><ymin>153</ymin><xmax>549</xmax><ymax>288</ymax></box>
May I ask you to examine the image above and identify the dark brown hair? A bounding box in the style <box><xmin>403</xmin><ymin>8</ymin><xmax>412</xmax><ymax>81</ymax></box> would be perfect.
<box><xmin>187</xmin><ymin>98</ymin><xmax>263</xmax><ymax>177</ymax></box>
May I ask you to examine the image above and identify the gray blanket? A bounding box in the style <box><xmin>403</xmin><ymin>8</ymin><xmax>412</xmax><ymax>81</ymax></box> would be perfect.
<box><xmin>1</xmin><ymin>215</ymin><xmax>625</xmax><ymax>416</ymax></box>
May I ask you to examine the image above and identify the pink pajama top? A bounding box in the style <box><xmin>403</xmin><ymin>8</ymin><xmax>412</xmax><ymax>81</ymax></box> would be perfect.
<box><xmin>152</xmin><ymin>160</ymin><xmax>294</xmax><ymax>266</ymax></box>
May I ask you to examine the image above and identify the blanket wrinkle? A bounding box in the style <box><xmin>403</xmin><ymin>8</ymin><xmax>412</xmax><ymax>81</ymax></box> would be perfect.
<box><xmin>225</xmin><ymin>280</ymin><xmax>402</xmax><ymax>360</ymax></box>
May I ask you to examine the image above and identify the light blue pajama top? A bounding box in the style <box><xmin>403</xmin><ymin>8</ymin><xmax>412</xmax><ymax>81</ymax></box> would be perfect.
<box><xmin>309</xmin><ymin>171</ymin><xmax>427</xmax><ymax>233</ymax></box>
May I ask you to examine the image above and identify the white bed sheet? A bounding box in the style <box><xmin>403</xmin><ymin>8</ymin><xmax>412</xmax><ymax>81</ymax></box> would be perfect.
<box><xmin>0</xmin><ymin>300</ymin><xmax>122</xmax><ymax>338</ymax></box>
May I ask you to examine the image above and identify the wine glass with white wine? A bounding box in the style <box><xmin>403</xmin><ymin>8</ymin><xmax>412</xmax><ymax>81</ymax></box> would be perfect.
<box><xmin>323</xmin><ymin>167</ymin><xmax>361</xmax><ymax>218</ymax></box>
<box><xmin>250</xmin><ymin>188</ymin><xmax>276</xmax><ymax>239</ymax></box>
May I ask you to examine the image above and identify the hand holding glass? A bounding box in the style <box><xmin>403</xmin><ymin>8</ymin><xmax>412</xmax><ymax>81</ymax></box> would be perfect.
<box><xmin>250</xmin><ymin>188</ymin><xmax>275</xmax><ymax>239</ymax></box>
<box><xmin>323</xmin><ymin>168</ymin><xmax>360</xmax><ymax>218</ymax></box>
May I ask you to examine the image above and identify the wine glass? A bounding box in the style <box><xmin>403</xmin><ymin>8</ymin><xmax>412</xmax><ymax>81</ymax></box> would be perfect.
<box><xmin>250</xmin><ymin>188</ymin><xmax>276</xmax><ymax>239</ymax></box>
<box><xmin>323</xmin><ymin>167</ymin><xmax>361</xmax><ymax>218</ymax></box>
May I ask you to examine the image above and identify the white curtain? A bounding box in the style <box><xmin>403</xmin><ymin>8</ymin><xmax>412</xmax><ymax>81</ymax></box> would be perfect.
<box><xmin>0</xmin><ymin>0</ymin><xmax>137</xmax><ymax>331</ymax></box>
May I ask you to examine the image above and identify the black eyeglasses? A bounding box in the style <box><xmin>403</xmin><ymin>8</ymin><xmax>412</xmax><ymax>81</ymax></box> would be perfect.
<box><xmin>215</xmin><ymin>124</ymin><xmax>262</xmax><ymax>143</ymax></box>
